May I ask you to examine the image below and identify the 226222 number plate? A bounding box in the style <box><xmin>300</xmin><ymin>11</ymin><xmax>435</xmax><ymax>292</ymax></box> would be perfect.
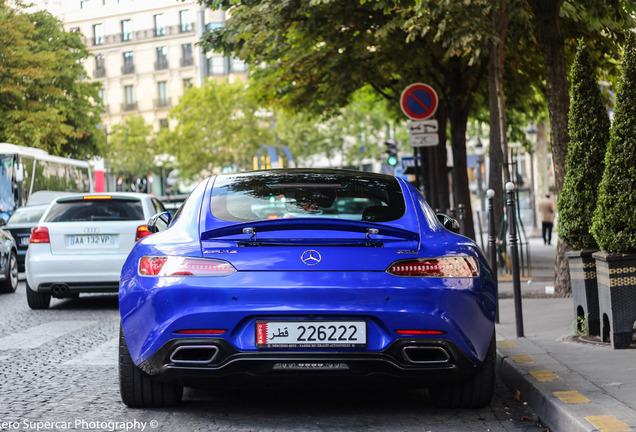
<box><xmin>256</xmin><ymin>320</ymin><xmax>367</xmax><ymax>349</ymax></box>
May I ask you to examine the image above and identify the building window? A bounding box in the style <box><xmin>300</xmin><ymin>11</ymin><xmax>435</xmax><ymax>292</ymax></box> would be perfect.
<box><xmin>124</xmin><ymin>85</ymin><xmax>136</xmax><ymax>111</ymax></box>
<box><xmin>70</xmin><ymin>27</ymin><xmax>80</xmax><ymax>33</ymax></box>
<box><xmin>154</xmin><ymin>14</ymin><xmax>165</xmax><ymax>37</ymax></box>
<box><xmin>80</xmin><ymin>0</ymin><xmax>88</xmax><ymax>9</ymax></box>
<box><xmin>157</xmin><ymin>82</ymin><xmax>169</xmax><ymax>107</ymax></box>
<box><xmin>121</xmin><ymin>19</ymin><xmax>132</xmax><ymax>42</ymax></box>
<box><xmin>206</xmin><ymin>22</ymin><xmax>223</xmax><ymax>32</ymax></box>
<box><xmin>155</xmin><ymin>47</ymin><xmax>168</xmax><ymax>70</ymax></box>
<box><xmin>122</xmin><ymin>51</ymin><xmax>134</xmax><ymax>74</ymax></box>
<box><xmin>179</xmin><ymin>9</ymin><xmax>192</xmax><ymax>32</ymax></box>
<box><xmin>207</xmin><ymin>56</ymin><xmax>227</xmax><ymax>76</ymax></box>
<box><xmin>181</xmin><ymin>43</ymin><xmax>193</xmax><ymax>67</ymax></box>
<box><xmin>93</xmin><ymin>23</ymin><xmax>104</xmax><ymax>46</ymax></box>
<box><xmin>159</xmin><ymin>119</ymin><xmax>169</xmax><ymax>129</ymax></box>
<box><xmin>95</xmin><ymin>54</ymin><xmax>106</xmax><ymax>78</ymax></box>
<box><xmin>183</xmin><ymin>78</ymin><xmax>193</xmax><ymax>91</ymax></box>
<box><xmin>231</xmin><ymin>57</ymin><xmax>247</xmax><ymax>73</ymax></box>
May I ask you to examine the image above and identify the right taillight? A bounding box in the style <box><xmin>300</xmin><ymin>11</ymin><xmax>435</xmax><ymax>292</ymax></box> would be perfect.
<box><xmin>386</xmin><ymin>257</ymin><xmax>479</xmax><ymax>278</ymax></box>
<box><xmin>138</xmin><ymin>256</ymin><xmax>236</xmax><ymax>277</ymax></box>
<box><xmin>30</xmin><ymin>227</ymin><xmax>50</xmax><ymax>244</ymax></box>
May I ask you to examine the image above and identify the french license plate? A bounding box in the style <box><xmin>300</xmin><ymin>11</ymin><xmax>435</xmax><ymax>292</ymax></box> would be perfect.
<box><xmin>256</xmin><ymin>320</ymin><xmax>367</xmax><ymax>349</ymax></box>
<box><xmin>69</xmin><ymin>235</ymin><xmax>115</xmax><ymax>247</ymax></box>
<box><xmin>20</xmin><ymin>236</ymin><xmax>30</xmax><ymax>246</ymax></box>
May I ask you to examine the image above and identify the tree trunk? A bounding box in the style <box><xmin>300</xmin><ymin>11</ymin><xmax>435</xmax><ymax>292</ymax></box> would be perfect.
<box><xmin>435</xmin><ymin>99</ymin><xmax>451</xmax><ymax>212</ymax></box>
<box><xmin>487</xmin><ymin>11</ymin><xmax>510</xmax><ymax>242</ymax></box>
<box><xmin>526</xmin><ymin>0</ymin><xmax>571</xmax><ymax>296</ymax></box>
<box><xmin>449</xmin><ymin>98</ymin><xmax>475</xmax><ymax>240</ymax></box>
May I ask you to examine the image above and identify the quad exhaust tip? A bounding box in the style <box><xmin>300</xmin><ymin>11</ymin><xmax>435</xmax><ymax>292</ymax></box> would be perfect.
<box><xmin>170</xmin><ymin>345</ymin><xmax>219</xmax><ymax>365</ymax></box>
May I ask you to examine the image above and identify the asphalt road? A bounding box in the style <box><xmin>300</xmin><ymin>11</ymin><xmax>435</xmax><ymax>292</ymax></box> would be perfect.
<box><xmin>0</xmin><ymin>279</ymin><xmax>548</xmax><ymax>432</ymax></box>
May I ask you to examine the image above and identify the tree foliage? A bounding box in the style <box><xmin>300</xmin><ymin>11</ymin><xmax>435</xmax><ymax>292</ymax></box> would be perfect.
<box><xmin>276</xmin><ymin>87</ymin><xmax>401</xmax><ymax>168</ymax></box>
<box><xmin>591</xmin><ymin>33</ymin><xmax>636</xmax><ymax>254</ymax></box>
<box><xmin>558</xmin><ymin>41</ymin><xmax>609</xmax><ymax>250</ymax></box>
<box><xmin>103</xmin><ymin>115</ymin><xmax>156</xmax><ymax>182</ymax></box>
<box><xmin>0</xmin><ymin>5</ymin><xmax>104</xmax><ymax>157</ymax></box>
<box><xmin>157</xmin><ymin>79</ymin><xmax>272</xmax><ymax>179</ymax></box>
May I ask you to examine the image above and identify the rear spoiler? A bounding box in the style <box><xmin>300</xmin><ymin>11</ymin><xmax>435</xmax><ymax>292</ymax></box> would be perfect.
<box><xmin>201</xmin><ymin>218</ymin><xmax>419</xmax><ymax>242</ymax></box>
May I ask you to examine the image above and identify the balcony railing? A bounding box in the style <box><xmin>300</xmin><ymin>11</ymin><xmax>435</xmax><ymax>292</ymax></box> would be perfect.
<box><xmin>86</xmin><ymin>24</ymin><xmax>196</xmax><ymax>47</ymax></box>
<box><xmin>154</xmin><ymin>98</ymin><xmax>171</xmax><ymax>108</ymax></box>
<box><xmin>155</xmin><ymin>59</ymin><xmax>169</xmax><ymax>70</ymax></box>
<box><xmin>94</xmin><ymin>67</ymin><xmax>106</xmax><ymax>78</ymax></box>
<box><xmin>180</xmin><ymin>57</ymin><xmax>194</xmax><ymax>67</ymax></box>
<box><xmin>122</xmin><ymin>63</ymin><xmax>135</xmax><ymax>74</ymax></box>
<box><xmin>121</xmin><ymin>102</ymin><xmax>138</xmax><ymax>112</ymax></box>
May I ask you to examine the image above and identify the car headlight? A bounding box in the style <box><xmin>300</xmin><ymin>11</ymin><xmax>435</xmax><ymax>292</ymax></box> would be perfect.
<box><xmin>138</xmin><ymin>256</ymin><xmax>236</xmax><ymax>277</ymax></box>
<box><xmin>386</xmin><ymin>256</ymin><xmax>479</xmax><ymax>278</ymax></box>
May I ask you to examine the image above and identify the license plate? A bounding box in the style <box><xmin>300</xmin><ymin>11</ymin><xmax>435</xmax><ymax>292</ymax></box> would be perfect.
<box><xmin>20</xmin><ymin>236</ymin><xmax>30</xmax><ymax>246</ymax></box>
<box><xmin>69</xmin><ymin>235</ymin><xmax>115</xmax><ymax>247</ymax></box>
<box><xmin>256</xmin><ymin>320</ymin><xmax>366</xmax><ymax>348</ymax></box>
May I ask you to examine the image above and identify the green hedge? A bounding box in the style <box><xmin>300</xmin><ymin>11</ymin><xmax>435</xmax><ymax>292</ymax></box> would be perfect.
<box><xmin>591</xmin><ymin>33</ymin><xmax>636</xmax><ymax>253</ymax></box>
<box><xmin>558</xmin><ymin>41</ymin><xmax>609</xmax><ymax>250</ymax></box>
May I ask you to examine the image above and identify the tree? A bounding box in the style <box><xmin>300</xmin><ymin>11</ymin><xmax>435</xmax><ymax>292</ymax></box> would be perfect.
<box><xmin>558</xmin><ymin>41</ymin><xmax>609</xmax><ymax>250</ymax></box>
<box><xmin>276</xmin><ymin>87</ymin><xmax>400</xmax><ymax>169</ymax></box>
<box><xmin>157</xmin><ymin>79</ymin><xmax>272</xmax><ymax>178</ymax></box>
<box><xmin>0</xmin><ymin>6</ymin><xmax>104</xmax><ymax>157</ymax></box>
<box><xmin>204</xmin><ymin>0</ymin><xmax>493</xmax><ymax>239</ymax></box>
<box><xmin>103</xmin><ymin>115</ymin><xmax>156</xmax><ymax>190</ymax></box>
<box><xmin>591</xmin><ymin>33</ymin><xmax>636</xmax><ymax>253</ymax></box>
<box><xmin>525</xmin><ymin>0</ymin><xmax>633</xmax><ymax>295</ymax></box>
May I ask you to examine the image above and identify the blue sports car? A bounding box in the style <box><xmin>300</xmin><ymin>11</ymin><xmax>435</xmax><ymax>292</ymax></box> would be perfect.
<box><xmin>118</xmin><ymin>169</ymin><xmax>497</xmax><ymax>408</ymax></box>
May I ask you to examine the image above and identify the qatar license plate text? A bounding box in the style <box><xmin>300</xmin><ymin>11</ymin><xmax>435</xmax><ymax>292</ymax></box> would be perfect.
<box><xmin>256</xmin><ymin>320</ymin><xmax>367</xmax><ymax>349</ymax></box>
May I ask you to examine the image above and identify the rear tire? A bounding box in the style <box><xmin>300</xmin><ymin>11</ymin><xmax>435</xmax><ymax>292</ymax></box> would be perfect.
<box><xmin>429</xmin><ymin>333</ymin><xmax>496</xmax><ymax>408</ymax></box>
<box><xmin>119</xmin><ymin>326</ymin><xmax>183</xmax><ymax>408</ymax></box>
<box><xmin>0</xmin><ymin>251</ymin><xmax>18</xmax><ymax>293</ymax></box>
<box><xmin>26</xmin><ymin>282</ymin><xmax>51</xmax><ymax>309</ymax></box>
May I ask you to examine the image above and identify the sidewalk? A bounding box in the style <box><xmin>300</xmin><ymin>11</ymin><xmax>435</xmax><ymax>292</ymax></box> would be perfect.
<box><xmin>494</xmin><ymin>235</ymin><xmax>636</xmax><ymax>432</ymax></box>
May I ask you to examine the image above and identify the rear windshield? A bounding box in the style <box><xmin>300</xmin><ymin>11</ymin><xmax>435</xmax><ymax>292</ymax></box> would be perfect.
<box><xmin>8</xmin><ymin>207</ymin><xmax>46</xmax><ymax>224</ymax></box>
<box><xmin>210</xmin><ymin>171</ymin><xmax>406</xmax><ymax>222</ymax></box>
<box><xmin>44</xmin><ymin>198</ymin><xmax>144</xmax><ymax>222</ymax></box>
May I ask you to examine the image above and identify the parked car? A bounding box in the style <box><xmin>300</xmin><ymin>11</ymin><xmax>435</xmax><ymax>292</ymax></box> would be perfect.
<box><xmin>118</xmin><ymin>169</ymin><xmax>497</xmax><ymax>408</ymax></box>
<box><xmin>4</xmin><ymin>205</ymin><xmax>49</xmax><ymax>272</ymax></box>
<box><xmin>0</xmin><ymin>220</ymin><xmax>18</xmax><ymax>294</ymax></box>
<box><xmin>25</xmin><ymin>193</ymin><xmax>166</xmax><ymax>309</ymax></box>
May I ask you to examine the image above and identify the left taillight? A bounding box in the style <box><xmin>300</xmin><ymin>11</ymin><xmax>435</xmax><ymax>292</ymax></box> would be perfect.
<box><xmin>386</xmin><ymin>256</ymin><xmax>479</xmax><ymax>278</ymax></box>
<box><xmin>30</xmin><ymin>227</ymin><xmax>50</xmax><ymax>244</ymax></box>
<box><xmin>138</xmin><ymin>256</ymin><xmax>237</xmax><ymax>277</ymax></box>
<box><xmin>135</xmin><ymin>225</ymin><xmax>152</xmax><ymax>242</ymax></box>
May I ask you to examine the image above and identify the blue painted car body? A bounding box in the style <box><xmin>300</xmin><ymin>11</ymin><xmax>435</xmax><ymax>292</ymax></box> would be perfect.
<box><xmin>119</xmin><ymin>169</ymin><xmax>496</xmax><ymax>406</ymax></box>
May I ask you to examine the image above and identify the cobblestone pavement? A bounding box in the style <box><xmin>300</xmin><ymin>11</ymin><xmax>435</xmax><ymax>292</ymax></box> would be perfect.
<box><xmin>0</xmin><ymin>280</ymin><xmax>547</xmax><ymax>432</ymax></box>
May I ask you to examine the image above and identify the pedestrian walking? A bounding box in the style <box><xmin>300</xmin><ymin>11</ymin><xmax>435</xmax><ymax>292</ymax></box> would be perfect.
<box><xmin>538</xmin><ymin>194</ymin><xmax>557</xmax><ymax>245</ymax></box>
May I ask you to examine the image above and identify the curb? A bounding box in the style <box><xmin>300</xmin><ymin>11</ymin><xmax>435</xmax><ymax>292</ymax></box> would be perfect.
<box><xmin>496</xmin><ymin>338</ymin><xmax>636</xmax><ymax>432</ymax></box>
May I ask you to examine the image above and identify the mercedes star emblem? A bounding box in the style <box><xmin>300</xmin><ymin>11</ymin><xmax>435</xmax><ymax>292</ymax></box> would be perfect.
<box><xmin>301</xmin><ymin>250</ymin><xmax>322</xmax><ymax>266</ymax></box>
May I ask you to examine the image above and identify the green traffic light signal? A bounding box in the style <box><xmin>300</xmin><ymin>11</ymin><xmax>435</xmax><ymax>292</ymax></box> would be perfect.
<box><xmin>387</xmin><ymin>156</ymin><xmax>398</xmax><ymax>166</ymax></box>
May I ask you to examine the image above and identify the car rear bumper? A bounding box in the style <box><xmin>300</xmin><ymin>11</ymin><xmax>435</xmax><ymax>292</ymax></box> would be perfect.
<box><xmin>136</xmin><ymin>337</ymin><xmax>478</xmax><ymax>388</ymax></box>
<box><xmin>26</xmin><ymin>247</ymin><xmax>127</xmax><ymax>291</ymax></box>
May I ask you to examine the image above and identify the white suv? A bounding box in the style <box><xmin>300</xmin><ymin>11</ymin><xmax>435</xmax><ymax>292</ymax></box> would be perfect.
<box><xmin>25</xmin><ymin>193</ymin><xmax>166</xmax><ymax>309</ymax></box>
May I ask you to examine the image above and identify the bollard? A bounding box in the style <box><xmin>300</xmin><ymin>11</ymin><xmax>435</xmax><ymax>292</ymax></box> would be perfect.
<box><xmin>458</xmin><ymin>204</ymin><xmax>465</xmax><ymax>236</ymax></box>
<box><xmin>486</xmin><ymin>189</ymin><xmax>499</xmax><ymax>324</ymax></box>
<box><xmin>506</xmin><ymin>182</ymin><xmax>524</xmax><ymax>337</ymax></box>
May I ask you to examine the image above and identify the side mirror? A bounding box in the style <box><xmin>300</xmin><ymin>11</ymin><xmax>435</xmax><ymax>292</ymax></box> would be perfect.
<box><xmin>147</xmin><ymin>212</ymin><xmax>171</xmax><ymax>233</ymax></box>
<box><xmin>436</xmin><ymin>213</ymin><xmax>461</xmax><ymax>234</ymax></box>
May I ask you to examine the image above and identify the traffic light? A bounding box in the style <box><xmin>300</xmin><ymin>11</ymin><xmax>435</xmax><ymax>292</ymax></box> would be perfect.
<box><xmin>385</xmin><ymin>140</ymin><xmax>399</xmax><ymax>166</ymax></box>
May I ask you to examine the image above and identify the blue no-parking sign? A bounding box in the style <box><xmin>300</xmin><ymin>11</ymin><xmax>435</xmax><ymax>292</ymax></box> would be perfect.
<box><xmin>400</xmin><ymin>83</ymin><xmax>438</xmax><ymax>120</ymax></box>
